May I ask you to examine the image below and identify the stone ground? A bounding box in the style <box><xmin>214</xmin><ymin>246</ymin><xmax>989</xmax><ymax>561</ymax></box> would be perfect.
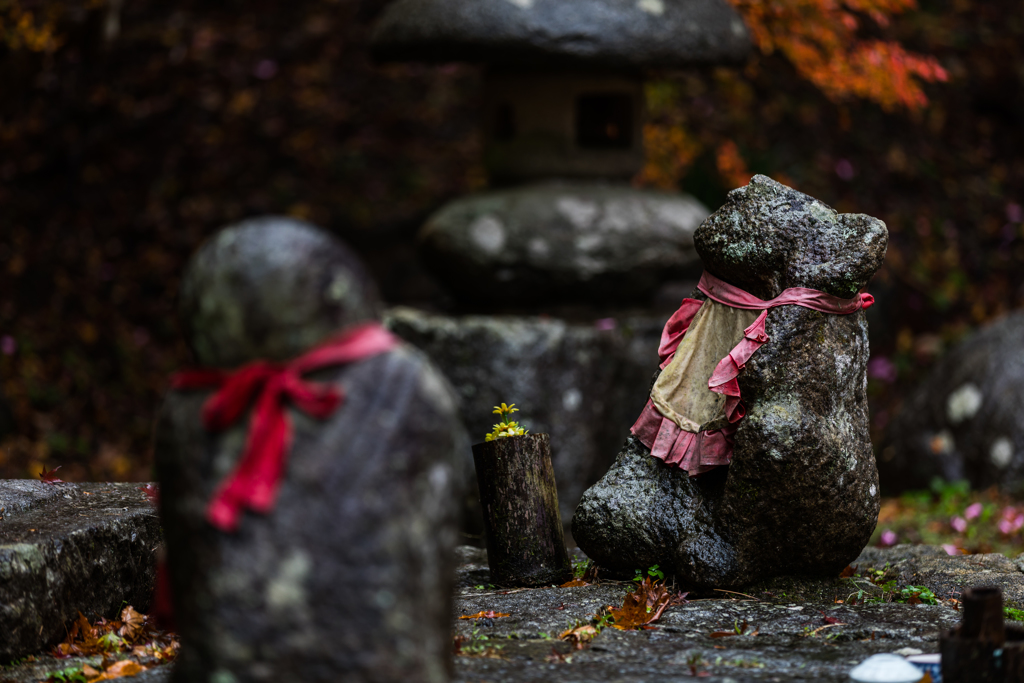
<box><xmin>5</xmin><ymin>540</ymin><xmax>1024</xmax><ymax>682</ymax></box>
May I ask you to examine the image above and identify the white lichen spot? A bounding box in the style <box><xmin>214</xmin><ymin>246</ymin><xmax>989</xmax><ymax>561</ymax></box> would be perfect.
<box><xmin>556</xmin><ymin>197</ymin><xmax>599</xmax><ymax>228</ymax></box>
<box><xmin>468</xmin><ymin>215</ymin><xmax>506</xmax><ymax>256</ymax></box>
<box><xmin>266</xmin><ymin>550</ymin><xmax>313</xmax><ymax>611</ymax></box>
<box><xmin>869</xmin><ymin>484</ymin><xmax>877</xmax><ymax>497</ymax></box>
<box><xmin>428</xmin><ymin>462</ymin><xmax>450</xmax><ymax>494</ymax></box>
<box><xmin>575</xmin><ymin>233</ymin><xmax>604</xmax><ymax>253</ymax></box>
<box><xmin>504</xmin><ymin>0</ymin><xmax>533</xmax><ymax>7</ymax></box>
<box><xmin>990</xmin><ymin>437</ymin><xmax>1014</xmax><ymax>469</ymax></box>
<box><xmin>637</xmin><ymin>0</ymin><xmax>664</xmax><ymax>15</ymax></box>
<box><xmin>946</xmin><ymin>383</ymin><xmax>983</xmax><ymax>424</ymax></box>
<box><xmin>325</xmin><ymin>270</ymin><xmax>351</xmax><ymax>302</ymax></box>
<box><xmin>562</xmin><ymin>388</ymin><xmax>582</xmax><ymax>412</ymax></box>
<box><xmin>527</xmin><ymin>237</ymin><xmax>550</xmax><ymax>260</ymax></box>
<box><xmin>652</xmin><ymin>198</ymin><xmax>707</xmax><ymax>235</ymax></box>
<box><xmin>598</xmin><ymin>199</ymin><xmax>644</xmax><ymax>233</ymax></box>
<box><xmin>211</xmin><ymin>670</ymin><xmax>238</xmax><ymax>683</ymax></box>
<box><xmin>374</xmin><ymin>589</ymin><xmax>396</xmax><ymax>609</ymax></box>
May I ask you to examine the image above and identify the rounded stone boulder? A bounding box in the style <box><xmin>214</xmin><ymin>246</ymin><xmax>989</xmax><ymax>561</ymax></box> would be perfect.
<box><xmin>370</xmin><ymin>0</ymin><xmax>751</xmax><ymax>68</ymax></box>
<box><xmin>880</xmin><ymin>310</ymin><xmax>1024</xmax><ymax>494</ymax></box>
<box><xmin>418</xmin><ymin>181</ymin><xmax>709</xmax><ymax>304</ymax></box>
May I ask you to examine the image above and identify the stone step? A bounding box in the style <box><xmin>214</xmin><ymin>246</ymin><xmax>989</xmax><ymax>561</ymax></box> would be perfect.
<box><xmin>0</xmin><ymin>481</ymin><xmax>161</xmax><ymax>662</ymax></box>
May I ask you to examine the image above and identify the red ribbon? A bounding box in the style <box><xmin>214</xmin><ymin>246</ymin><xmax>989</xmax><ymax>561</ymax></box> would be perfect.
<box><xmin>171</xmin><ymin>322</ymin><xmax>398</xmax><ymax>532</ymax></box>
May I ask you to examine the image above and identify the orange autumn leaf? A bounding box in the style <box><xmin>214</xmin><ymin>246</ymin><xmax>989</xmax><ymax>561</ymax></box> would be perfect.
<box><xmin>459</xmin><ymin>610</ymin><xmax>510</xmax><ymax>620</ymax></box>
<box><xmin>559</xmin><ymin>624</ymin><xmax>598</xmax><ymax>650</ymax></box>
<box><xmin>91</xmin><ymin>659</ymin><xmax>145</xmax><ymax>680</ymax></box>
<box><xmin>607</xmin><ymin>577</ymin><xmax>688</xmax><ymax>630</ymax></box>
<box><xmin>118</xmin><ymin>606</ymin><xmax>145</xmax><ymax>641</ymax></box>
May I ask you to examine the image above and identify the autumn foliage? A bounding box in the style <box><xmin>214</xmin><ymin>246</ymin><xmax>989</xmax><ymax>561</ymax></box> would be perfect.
<box><xmin>0</xmin><ymin>1</ymin><xmax>1020</xmax><ymax>484</ymax></box>
<box><xmin>728</xmin><ymin>0</ymin><xmax>948</xmax><ymax>111</ymax></box>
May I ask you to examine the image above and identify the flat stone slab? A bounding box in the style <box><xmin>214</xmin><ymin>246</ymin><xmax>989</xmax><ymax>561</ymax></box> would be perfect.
<box><xmin>0</xmin><ymin>481</ymin><xmax>160</xmax><ymax>662</ymax></box>
<box><xmin>450</xmin><ymin>545</ymin><xmax>1021</xmax><ymax>682</ymax></box>
<box><xmin>5</xmin><ymin>543</ymin><xmax>1024</xmax><ymax>681</ymax></box>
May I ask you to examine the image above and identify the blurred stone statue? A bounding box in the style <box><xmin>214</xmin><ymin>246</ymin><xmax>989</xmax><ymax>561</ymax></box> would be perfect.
<box><xmin>156</xmin><ymin>217</ymin><xmax>467</xmax><ymax>682</ymax></box>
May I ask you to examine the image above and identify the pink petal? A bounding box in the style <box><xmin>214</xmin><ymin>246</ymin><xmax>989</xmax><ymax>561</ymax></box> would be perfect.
<box><xmin>950</xmin><ymin>516</ymin><xmax>967</xmax><ymax>533</ymax></box>
<box><xmin>965</xmin><ymin>502</ymin><xmax>983</xmax><ymax>520</ymax></box>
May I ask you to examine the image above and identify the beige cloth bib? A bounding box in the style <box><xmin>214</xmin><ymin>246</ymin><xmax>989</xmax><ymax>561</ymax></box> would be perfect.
<box><xmin>650</xmin><ymin>300</ymin><xmax>759</xmax><ymax>434</ymax></box>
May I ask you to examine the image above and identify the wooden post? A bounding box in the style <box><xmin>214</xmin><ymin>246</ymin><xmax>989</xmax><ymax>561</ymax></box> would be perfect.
<box><xmin>472</xmin><ymin>433</ymin><xmax>572</xmax><ymax>587</ymax></box>
<box><xmin>941</xmin><ymin>586</ymin><xmax>1024</xmax><ymax>683</ymax></box>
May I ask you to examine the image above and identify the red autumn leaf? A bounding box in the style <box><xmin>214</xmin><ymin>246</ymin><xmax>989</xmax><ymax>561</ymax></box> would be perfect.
<box><xmin>839</xmin><ymin>565</ymin><xmax>856</xmax><ymax>578</ymax></box>
<box><xmin>138</xmin><ymin>484</ymin><xmax>159</xmax><ymax>506</ymax></box>
<box><xmin>39</xmin><ymin>465</ymin><xmax>63</xmax><ymax>484</ymax></box>
<box><xmin>458</xmin><ymin>610</ymin><xmax>510</xmax><ymax>620</ymax></box>
<box><xmin>708</xmin><ymin>631</ymin><xmax>739</xmax><ymax>638</ymax></box>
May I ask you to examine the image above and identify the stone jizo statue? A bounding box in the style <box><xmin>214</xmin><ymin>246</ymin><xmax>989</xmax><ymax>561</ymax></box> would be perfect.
<box><xmin>155</xmin><ymin>217</ymin><xmax>467</xmax><ymax>683</ymax></box>
<box><xmin>573</xmin><ymin>175</ymin><xmax>887</xmax><ymax>587</ymax></box>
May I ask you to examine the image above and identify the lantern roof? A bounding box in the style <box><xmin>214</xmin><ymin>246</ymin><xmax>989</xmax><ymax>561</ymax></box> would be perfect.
<box><xmin>370</xmin><ymin>0</ymin><xmax>751</xmax><ymax>69</ymax></box>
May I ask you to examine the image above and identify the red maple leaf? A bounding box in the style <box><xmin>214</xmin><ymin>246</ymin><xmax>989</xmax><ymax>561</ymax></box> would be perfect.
<box><xmin>39</xmin><ymin>465</ymin><xmax>63</xmax><ymax>484</ymax></box>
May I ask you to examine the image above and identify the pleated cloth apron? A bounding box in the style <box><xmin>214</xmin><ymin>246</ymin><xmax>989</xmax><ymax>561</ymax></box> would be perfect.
<box><xmin>631</xmin><ymin>271</ymin><xmax>874</xmax><ymax>475</ymax></box>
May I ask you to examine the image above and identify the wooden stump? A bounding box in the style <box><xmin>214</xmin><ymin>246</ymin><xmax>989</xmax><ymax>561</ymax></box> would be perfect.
<box><xmin>941</xmin><ymin>586</ymin><xmax>1024</xmax><ymax>683</ymax></box>
<box><xmin>472</xmin><ymin>433</ymin><xmax>572</xmax><ymax>587</ymax></box>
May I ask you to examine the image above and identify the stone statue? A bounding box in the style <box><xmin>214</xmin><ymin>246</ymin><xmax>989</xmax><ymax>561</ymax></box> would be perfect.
<box><xmin>155</xmin><ymin>217</ymin><xmax>467</xmax><ymax>682</ymax></box>
<box><xmin>572</xmin><ymin>175</ymin><xmax>887</xmax><ymax>587</ymax></box>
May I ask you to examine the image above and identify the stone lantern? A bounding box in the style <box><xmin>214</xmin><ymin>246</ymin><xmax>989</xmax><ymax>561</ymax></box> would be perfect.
<box><xmin>372</xmin><ymin>0</ymin><xmax>752</xmax><ymax>538</ymax></box>
<box><xmin>371</xmin><ymin>0</ymin><xmax>751</xmax><ymax>303</ymax></box>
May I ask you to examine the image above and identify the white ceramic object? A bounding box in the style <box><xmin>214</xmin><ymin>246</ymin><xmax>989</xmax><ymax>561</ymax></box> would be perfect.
<box><xmin>849</xmin><ymin>653</ymin><xmax>925</xmax><ymax>683</ymax></box>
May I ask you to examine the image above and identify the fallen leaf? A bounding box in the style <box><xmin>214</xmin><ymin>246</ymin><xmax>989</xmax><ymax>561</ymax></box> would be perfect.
<box><xmin>92</xmin><ymin>659</ymin><xmax>145</xmax><ymax>680</ymax></box>
<box><xmin>138</xmin><ymin>484</ymin><xmax>159</xmax><ymax>505</ymax></box>
<box><xmin>560</xmin><ymin>623</ymin><xmax>598</xmax><ymax>647</ymax></box>
<box><xmin>559</xmin><ymin>579</ymin><xmax>589</xmax><ymax>587</ymax></box>
<box><xmin>82</xmin><ymin>665</ymin><xmax>100</xmax><ymax>677</ymax></box>
<box><xmin>118</xmin><ymin>606</ymin><xmax>145</xmax><ymax>641</ymax></box>
<box><xmin>39</xmin><ymin>465</ymin><xmax>63</xmax><ymax>484</ymax></box>
<box><xmin>607</xmin><ymin>577</ymin><xmax>687</xmax><ymax>630</ymax></box>
<box><xmin>839</xmin><ymin>565</ymin><xmax>856</xmax><ymax>578</ymax></box>
<box><xmin>458</xmin><ymin>611</ymin><xmax>510</xmax><ymax>620</ymax></box>
<box><xmin>709</xmin><ymin>631</ymin><xmax>738</xmax><ymax>638</ymax></box>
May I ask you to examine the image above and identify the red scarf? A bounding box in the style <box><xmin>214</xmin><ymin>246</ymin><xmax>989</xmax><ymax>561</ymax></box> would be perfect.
<box><xmin>171</xmin><ymin>322</ymin><xmax>398</xmax><ymax>531</ymax></box>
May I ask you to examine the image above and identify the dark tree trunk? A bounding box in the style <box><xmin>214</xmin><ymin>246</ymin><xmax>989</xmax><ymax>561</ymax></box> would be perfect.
<box><xmin>472</xmin><ymin>433</ymin><xmax>572</xmax><ymax>587</ymax></box>
<box><xmin>941</xmin><ymin>586</ymin><xmax>1024</xmax><ymax>683</ymax></box>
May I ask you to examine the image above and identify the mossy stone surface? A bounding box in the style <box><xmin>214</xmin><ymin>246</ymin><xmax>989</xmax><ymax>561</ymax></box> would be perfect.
<box><xmin>0</xmin><ymin>482</ymin><xmax>160</xmax><ymax>662</ymax></box>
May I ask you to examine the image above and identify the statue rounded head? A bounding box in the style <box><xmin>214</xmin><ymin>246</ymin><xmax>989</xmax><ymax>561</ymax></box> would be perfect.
<box><xmin>694</xmin><ymin>175</ymin><xmax>888</xmax><ymax>300</ymax></box>
<box><xmin>179</xmin><ymin>216</ymin><xmax>381</xmax><ymax>368</ymax></box>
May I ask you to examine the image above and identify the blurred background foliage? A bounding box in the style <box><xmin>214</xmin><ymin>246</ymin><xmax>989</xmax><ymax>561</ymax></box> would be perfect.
<box><xmin>0</xmin><ymin>0</ymin><xmax>1021</xmax><ymax>490</ymax></box>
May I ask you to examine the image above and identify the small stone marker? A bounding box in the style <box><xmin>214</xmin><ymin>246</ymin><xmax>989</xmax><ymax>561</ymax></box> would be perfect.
<box><xmin>941</xmin><ymin>586</ymin><xmax>1024</xmax><ymax>682</ymax></box>
<box><xmin>0</xmin><ymin>481</ymin><xmax>160</xmax><ymax>661</ymax></box>
<box><xmin>572</xmin><ymin>176</ymin><xmax>887</xmax><ymax>586</ymax></box>
<box><xmin>156</xmin><ymin>217</ymin><xmax>468</xmax><ymax>682</ymax></box>
<box><xmin>472</xmin><ymin>433</ymin><xmax>571</xmax><ymax>586</ymax></box>
<box><xmin>848</xmin><ymin>654</ymin><xmax>925</xmax><ymax>683</ymax></box>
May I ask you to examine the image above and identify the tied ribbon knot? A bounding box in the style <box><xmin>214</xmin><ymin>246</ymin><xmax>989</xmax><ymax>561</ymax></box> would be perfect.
<box><xmin>171</xmin><ymin>322</ymin><xmax>398</xmax><ymax>532</ymax></box>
